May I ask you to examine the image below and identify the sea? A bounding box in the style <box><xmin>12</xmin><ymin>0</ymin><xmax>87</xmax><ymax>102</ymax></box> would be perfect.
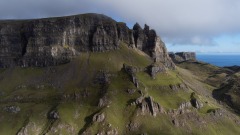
<box><xmin>196</xmin><ymin>54</ymin><xmax>240</xmax><ymax>67</ymax></box>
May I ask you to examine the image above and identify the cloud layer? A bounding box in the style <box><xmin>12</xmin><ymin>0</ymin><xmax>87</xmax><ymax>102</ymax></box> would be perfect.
<box><xmin>1</xmin><ymin>0</ymin><xmax>240</xmax><ymax>46</ymax></box>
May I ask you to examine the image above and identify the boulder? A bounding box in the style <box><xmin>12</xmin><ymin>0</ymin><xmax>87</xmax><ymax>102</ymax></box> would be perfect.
<box><xmin>98</xmin><ymin>96</ymin><xmax>109</xmax><ymax>107</ymax></box>
<box><xmin>48</xmin><ymin>110</ymin><xmax>60</xmax><ymax>120</ymax></box>
<box><xmin>134</xmin><ymin>96</ymin><xmax>164</xmax><ymax>116</ymax></box>
<box><xmin>191</xmin><ymin>99</ymin><xmax>203</xmax><ymax>109</ymax></box>
<box><xmin>93</xmin><ymin>112</ymin><xmax>105</xmax><ymax>122</ymax></box>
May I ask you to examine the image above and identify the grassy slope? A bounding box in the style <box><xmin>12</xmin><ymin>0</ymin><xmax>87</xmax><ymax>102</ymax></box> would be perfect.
<box><xmin>176</xmin><ymin>61</ymin><xmax>230</xmax><ymax>87</ymax></box>
<box><xmin>0</xmin><ymin>44</ymin><xmax>240</xmax><ymax>135</ymax></box>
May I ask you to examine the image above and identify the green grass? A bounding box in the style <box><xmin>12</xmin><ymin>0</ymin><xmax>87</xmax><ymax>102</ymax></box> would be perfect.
<box><xmin>1</xmin><ymin>43</ymin><xmax>240</xmax><ymax>135</ymax></box>
<box><xmin>191</xmin><ymin>118</ymin><xmax>240</xmax><ymax>135</ymax></box>
<box><xmin>0</xmin><ymin>67</ymin><xmax>44</xmax><ymax>94</ymax></box>
<box><xmin>148</xmin><ymin>88</ymin><xmax>191</xmax><ymax>109</ymax></box>
<box><xmin>177</xmin><ymin>61</ymin><xmax>220</xmax><ymax>79</ymax></box>
<box><xmin>131</xmin><ymin>115</ymin><xmax>185</xmax><ymax>135</ymax></box>
<box><xmin>103</xmin><ymin>71</ymin><xmax>140</xmax><ymax>134</ymax></box>
<box><xmin>136</xmin><ymin>70</ymin><xmax>182</xmax><ymax>87</ymax></box>
<box><xmin>0</xmin><ymin>103</ymin><xmax>50</xmax><ymax>135</ymax></box>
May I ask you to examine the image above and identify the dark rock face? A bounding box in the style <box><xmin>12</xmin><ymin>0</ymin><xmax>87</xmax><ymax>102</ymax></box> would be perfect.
<box><xmin>123</xmin><ymin>64</ymin><xmax>142</xmax><ymax>88</ymax></box>
<box><xmin>0</xmin><ymin>13</ymin><xmax>174</xmax><ymax>70</ymax></box>
<box><xmin>133</xmin><ymin>24</ymin><xmax>175</xmax><ymax>69</ymax></box>
<box><xmin>117</xmin><ymin>22</ymin><xmax>134</xmax><ymax>47</ymax></box>
<box><xmin>48</xmin><ymin>110</ymin><xmax>60</xmax><ymax>120</ymax></box>
<box><xmin>190</xmin><ymin>98</ymin><xmax>203</xmax><ymax>109</ymax></box>
<box><xmin>169</xmin><ymin>52</ymin><xmax>196</xmax><ymax>63</ymax></box>
<box><xmin>0</xmin><ymin>14</ymin><xmax>121</xmax><ymax>67</ymax></box>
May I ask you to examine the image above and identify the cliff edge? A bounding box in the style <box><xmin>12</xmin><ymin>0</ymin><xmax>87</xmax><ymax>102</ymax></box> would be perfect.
<box><xmin>0</xmin><ymin>13</ymin><xmax>174</xmax><ymax>69</ymax></box>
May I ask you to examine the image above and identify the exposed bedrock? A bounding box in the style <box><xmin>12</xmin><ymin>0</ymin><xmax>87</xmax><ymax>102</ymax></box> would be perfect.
<box><xmin>169</xmin><ymin>52</ymin><xmax>196</xmax><ymax>63</ymax></box>
<box><xmin>0</xmin><ymin>13</ymin><xmax>174</xmax><ymax>69</ymax></box>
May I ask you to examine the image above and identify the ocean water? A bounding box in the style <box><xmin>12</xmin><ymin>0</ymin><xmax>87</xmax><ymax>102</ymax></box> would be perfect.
<box><xmin>196</xmin><ymin>54</ymin><xmax>240</xmax><ymax>67</ymax></box>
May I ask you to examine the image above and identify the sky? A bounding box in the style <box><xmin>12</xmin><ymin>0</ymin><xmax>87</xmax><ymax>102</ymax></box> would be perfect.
<box><xmin>0</xmin><ymin>0</ymin><xmax>240</xmax><ymax>54</ymax></box>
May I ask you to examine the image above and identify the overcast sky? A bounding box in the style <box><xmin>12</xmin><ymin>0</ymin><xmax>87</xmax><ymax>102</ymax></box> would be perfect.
<box><xmin>0</xmin><ymin>0</ymin><xmax>240</xmax><ymax>53</ymax></box>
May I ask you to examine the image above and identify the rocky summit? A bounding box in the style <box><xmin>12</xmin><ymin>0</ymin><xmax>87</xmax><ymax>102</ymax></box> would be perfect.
<box><xmin>0</xmin><ymin>13</ymin><xmax>240</xmax><ymax>135</ymax></box>
<box><xmin>0</xmin><ymin>13</ymin><xmax>174</xmax><ymax>69</ymax></box>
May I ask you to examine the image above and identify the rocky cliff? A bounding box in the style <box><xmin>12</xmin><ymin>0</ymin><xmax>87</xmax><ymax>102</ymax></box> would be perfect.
<box><xmin>169</xmin><ymin>52</ymin><xmax>196</xmax><ymax>63</ymax></box>
<box><xmin>0</xmin><ymin>13</ymin><xmax>174</xmax><ymax>69</ymax></box>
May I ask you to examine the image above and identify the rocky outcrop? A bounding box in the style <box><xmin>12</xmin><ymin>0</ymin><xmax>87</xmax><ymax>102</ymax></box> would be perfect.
<box><xmin>93</xmin><ymin>112</ymin><xmax>105</xmax><ymax>122</ymax></box>
<box><xmin>132</xmin><ymin>96</ymin><xmax>165</xmax><ymax>117</ymax></box>
<box><xmin>17</xmin><ymin>122</ymin><xmax>42</xmax><ymax>135</ymax></box>
<box><xmin>190</xmin><ymin>92</ymin><xmax>203</xmax><ymax>109</ymax></box>
<box><xmin>97</xmin><ymin>129</ymin><xmax>118</xmax><ymax>135</ymax></box>
<box><xmin>148</xmin><ymin>63</ymin><xmax>166</xmax><ymax>78</ymax></box>
<box><xmin>169</xmin><ymin>52</ymin><xmax>196</xmax><ymax>63</ymax></box>
<box><xmin>98</xmin><ymin>96</ymin><xmax>109</xmax><ymax>107</ymax></box>
<box><xmin>123</xmin><ymin>64</ymin><xmax>142</xmax><ymax>88</ymax></box>
<box><xmin>127</xmin><ymin>89</ymin><xmax>136</xmax><ymax>95</ymax></box>
<box><xmin>169</xmin><ymin>83</ymin><xmax>188</xmax><ymax>91</ymax></box>
<box><xmin>190</xmin><ymin>98</ymin><xmax>203</xmax><ymax>109</ymax></box>
<box><xmin>117</xmin><ymin>22</ymin><xmax>134</xmax><ymax>48</ymax></box>
<box><xmin>3</xmin><ymin>105</ymin><xmax>20</xmax><ymax>113</ymax></box>
<box><xmin>0</xmin><ymin>13</ymin><xmax>175</xmax><ymax>70</ymax></box>
<box><xmin>48</xmin><ymin>110</ymin><xmax>60</xmax><ymax>120</ymax></box>
<box><xmin>178</xmin><ymin>102</ymin><xmax>192</xmax><ymax>110</ymax></box>
<box><xmin>127</xmin><ymin>122</ymin><xmax>140</xmax><ymax>131</ymax></box>
<box><xmin>133</xmin><ymin>24</ymin><xmax>175</xmax><ymax>69</ymax></box>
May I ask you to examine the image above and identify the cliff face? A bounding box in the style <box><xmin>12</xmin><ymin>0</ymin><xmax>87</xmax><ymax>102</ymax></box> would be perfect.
<box><xmin>169</xmin><ymin>52</ymin><xmax>196</xmax><ymax>63</ymax></box>
<box><xmin>133</xmin><ymin>24</ymin><xmax>174</xmax><ymax>69</ymax></box>
<box><xmin>0</xmin><ymin>13</ymin><xmax>174</xmax><ymax>68</ymax></box>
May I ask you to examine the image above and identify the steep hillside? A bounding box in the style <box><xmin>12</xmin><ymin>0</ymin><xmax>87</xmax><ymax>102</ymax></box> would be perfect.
<box><xmin>213</xmin><ymin>72</ymin><xmax>240</xmax><ymax>114</ymax></box>
<box><xmin>175</xmin><ymin>60</ymin><xmax>240</xmax><ymax>125</ymax></box>
<box><xmin>0</xmin><ymin>14</ymin><xmax>239</xmax><ymax>135</ymax></box>
<box><xmin>0</xmin><ymin>43</ymin><xmax>239</xmax><ymax>135</ymax></box>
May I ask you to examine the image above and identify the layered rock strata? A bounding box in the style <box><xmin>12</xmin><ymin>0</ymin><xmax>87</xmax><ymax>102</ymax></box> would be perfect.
<box><xmin>0</xmin><ymin>13</ymin><xmax>174</xmax><ymax>69</ymax></box>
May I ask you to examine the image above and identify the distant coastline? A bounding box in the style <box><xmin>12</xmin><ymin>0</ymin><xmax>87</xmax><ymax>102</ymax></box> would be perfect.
<box><xmin>197</xmin><ymin>54</ymin><xmax>240</xmax><ymax>67</ymax></box>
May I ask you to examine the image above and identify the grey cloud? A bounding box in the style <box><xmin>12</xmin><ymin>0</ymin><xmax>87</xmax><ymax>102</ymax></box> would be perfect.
<box><xmin>0</xmin><ymin>0</ymin><xmax>240</xmax><ymax>46</ymax></box>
